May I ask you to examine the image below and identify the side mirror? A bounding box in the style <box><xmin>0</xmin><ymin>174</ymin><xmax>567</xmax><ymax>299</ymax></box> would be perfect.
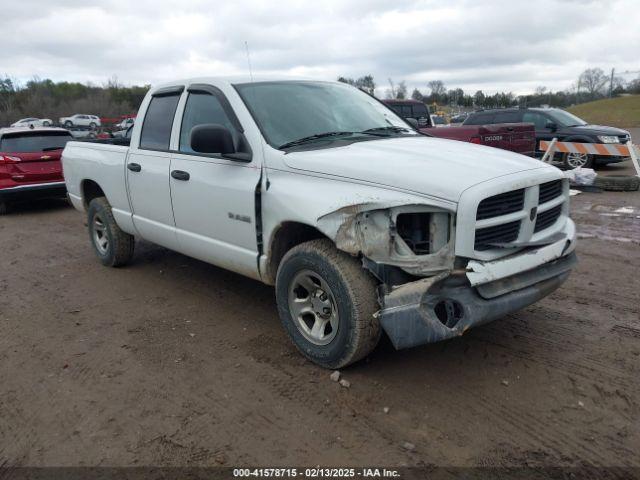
<box><xmin>191</xmin><ymin>124</ymin><xmax>235</xmax><ymax>155</ymax></box>
<box><xmin>545</xmin><ymin>121</ymin><xmax>558</xmax><ymax>132</ymax></box>
<box><xmin>405</xmin><ymin>117</ymin><xmax>419</xmax><ymax>129</ymax></box>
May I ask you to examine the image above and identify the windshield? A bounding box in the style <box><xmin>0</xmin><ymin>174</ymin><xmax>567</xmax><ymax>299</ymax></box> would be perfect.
<box><xmin>546</xmin><ymin>109</ymin><xmax>587</xmax><ymax>127</ymax></box>
<box><xmin>432</xmin><ymin>116</ymin><xmax>447</xmax><ymax>125</ymax></box>
<box><xmin>235</xmin><ymin>81</ymin><xmax>413</xmax><ymax>149</ymax></box>
<box><xmin>0</xmin><ymin>132</ymin><xmax>73</xmax><ymax>152</ymax></box>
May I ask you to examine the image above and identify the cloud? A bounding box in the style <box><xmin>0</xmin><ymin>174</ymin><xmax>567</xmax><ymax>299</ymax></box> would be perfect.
<box><xmin>1</xmin><ymin>0</ymin><xmax>638</xmax><ymax>95</ymax></box>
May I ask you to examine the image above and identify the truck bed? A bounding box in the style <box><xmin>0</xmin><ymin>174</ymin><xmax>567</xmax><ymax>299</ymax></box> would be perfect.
<box><xmin>62</xmin><ymin>141</ymin><xmax>131</xmax><ymax>218</ymax></box>
<box><xmin>422</xmin><ymin>123</ymin><xmax>535</xmax><ymax>157</ymax></box>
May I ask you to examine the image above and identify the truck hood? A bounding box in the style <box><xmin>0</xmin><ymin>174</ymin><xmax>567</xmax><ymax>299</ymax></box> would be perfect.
<box><xmin>283</xmin><ymin>136</ymin><xmax>553</xmax><ymax>202</ymax></box>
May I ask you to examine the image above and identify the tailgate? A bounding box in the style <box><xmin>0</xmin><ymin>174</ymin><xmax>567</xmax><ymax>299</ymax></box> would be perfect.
<box><xmin>478</xmin><ymin>123</ymin><xmax>535</xmax><ymax>155</ymax></box>
<box><xmin>2</xmin><ymin>150</ymin><xmax>63</xmax><ymax>184</ymax></box>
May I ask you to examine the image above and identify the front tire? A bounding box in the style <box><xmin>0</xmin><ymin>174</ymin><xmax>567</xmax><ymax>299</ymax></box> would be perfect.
<box><xmin>89</xmin><ymin>122</ymin><xmax>97</xmax><ymax>130</ymax></box>
<box><xmin>276</xmin><ymin>239</ymin><xmax>381</xmax><ymax>369</ymax></box>
<box><xmin>42</xmin><ymin>120</ymin><xmax>51</xmax><ymax>127</ymax></box>
<box><xmin>64</xmin><ymin>121</ymin><xmax>73</xmax><ymax>128</ymax></box>
<box><xmin>87</xmin><ymin>197</ymin><xmax>134</xmax><ymax>267</ymax></box>
<box><xmin>0</xmin><ymin>201</ymin><xmax>8</xmax><ymax>215</ymax></box>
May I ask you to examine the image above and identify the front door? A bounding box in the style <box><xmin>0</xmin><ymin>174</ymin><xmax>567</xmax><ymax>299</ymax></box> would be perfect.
<box><xmin>523</xmin><ymin>111</ymin><xmax>556</xmax><ymax>152</ymax></box>
<box><xmin>169</xmin><ymin>86</ymin><xmax>262</xmax><ymax>279</ymax></box>
<box><xmin>126</xmin><ymin>88</ymin><xmax>182</xmax><ymax>250</ymax></box>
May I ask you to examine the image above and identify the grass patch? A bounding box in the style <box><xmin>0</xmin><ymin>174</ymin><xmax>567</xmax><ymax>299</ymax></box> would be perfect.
<box><xmin>568</xmin><ymin>95</ymin><xmax>640</xmax><ymax>128</ymax></box>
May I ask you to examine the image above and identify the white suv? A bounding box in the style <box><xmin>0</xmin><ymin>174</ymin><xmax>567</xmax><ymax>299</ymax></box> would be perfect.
<box><xmin>59</xmin><ymin>114</ymin><xmax>101</xmax><ymax>129</ymax></box>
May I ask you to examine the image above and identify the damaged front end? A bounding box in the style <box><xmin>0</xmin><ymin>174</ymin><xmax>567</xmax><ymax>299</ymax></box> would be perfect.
<box><xmin>317</xmin><ymin>201</ymin><xmax>577</xmax><ymax>350</ymax></box>
<box><xmin>317</xmin><ymin>203</ymin><xmax>456</xmax><ymax>277</ymax></box>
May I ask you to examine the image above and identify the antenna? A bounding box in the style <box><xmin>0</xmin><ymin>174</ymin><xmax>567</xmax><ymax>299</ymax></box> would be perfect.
<box><xmin>244</xmin><ymin>41</ymin><xmax>254</xmax><ymax>82</ymax></box>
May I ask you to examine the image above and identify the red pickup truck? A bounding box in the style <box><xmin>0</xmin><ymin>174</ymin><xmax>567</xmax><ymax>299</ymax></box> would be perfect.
<box><xmin>382</xmin><ymin>99</ymin><xmax>535</xmax><ymax>157</ymax></box>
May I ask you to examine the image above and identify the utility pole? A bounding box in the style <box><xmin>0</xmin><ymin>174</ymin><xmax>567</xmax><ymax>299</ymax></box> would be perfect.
<box><xmin>609</xmin><ymin>68</ymin><xmax>615</xmax><ymax>98</ymax></box>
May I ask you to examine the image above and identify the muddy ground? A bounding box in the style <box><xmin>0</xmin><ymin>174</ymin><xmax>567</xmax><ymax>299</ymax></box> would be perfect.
<box><xmin>1</xmin><ymin>158</ymin><xmax>639</xmax><ymax>469</ymax></box>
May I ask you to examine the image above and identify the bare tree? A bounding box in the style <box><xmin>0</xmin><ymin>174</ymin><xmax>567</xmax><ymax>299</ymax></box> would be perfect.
<box><xmin>411</xmin><ymin>88</ymin><xmax>424</xmax><ymax>101</ymax></box>
<box><xmin>427</xmin><ymin>80</ymin><xmax>446</xmax><ymax>102</ymax></box>
<box><xmin>396</xmin><ymin>81</ymin><xmax>407</xmax><ymax>100</ymax></box>
<box><xmin>338</xmin><ymin>75</ymin><xmax>376</xmax><ymax>96</ymax></box>
<box><xmin>578</xmin><ymin>68</ymin><xmax>608</xmax><ymax>99</ymax></box>
<box><xmin>355</xmin><ymin>75</ymin><xmax>376</xmax><ymax>96</ymax></box>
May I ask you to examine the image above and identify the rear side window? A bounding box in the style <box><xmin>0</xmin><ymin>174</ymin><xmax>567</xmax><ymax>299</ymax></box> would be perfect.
<box><xmin>412</xmin><ymin>104</ymin><xmax>428</xmax><ymax>117</ymax></box>
<box><xmin>139</xmin><ymin>93</ymin><xmax>181</xmax><ymax>150</ymax></box>
<box><xmin>388</xmin><ymin>104</ymin><xmax>402</xmax><ymax>116</ymax></box>
<box><xmin>179</xmin><ymin>92</ymin><xmax>237</xmax><ymax>153</ymax></box>
<box><xmin>493</xmin><ymin>112</ymin><xmax>521</xmax><ymax>123</ymax></box>
<box><xmin>464</xmin><ymin>113</ymin><xmax>495</xmax><ymax>125</ymax></box>
<box><xmin>0</xmin><ymin>132</ymin><xmax>73</xmax><ymax>152</ymax></box>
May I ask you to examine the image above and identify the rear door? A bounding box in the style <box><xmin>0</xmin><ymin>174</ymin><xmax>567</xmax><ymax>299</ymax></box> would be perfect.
<box><xmin>0</xmin><ymin>131</ymin><xmax>72</xmax><ymax>185</ymax></box>
<box><xmin>126</xmin><ymin>86</ymin><xmax>183</xmax><ymax>250</ymax></box>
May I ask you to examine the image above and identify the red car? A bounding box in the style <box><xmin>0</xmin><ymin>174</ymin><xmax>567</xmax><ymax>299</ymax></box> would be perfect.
<box><xmin>0</xmin><ymin>127</ymin><xmax>73</xmax><ymax>214</ymax></box>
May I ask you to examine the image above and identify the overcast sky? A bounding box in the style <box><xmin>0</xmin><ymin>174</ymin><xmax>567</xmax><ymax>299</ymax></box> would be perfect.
<box><xmin>2</xmin><ymin>0</ymin><xmax>639</xmax><ymax>95</ymax></box>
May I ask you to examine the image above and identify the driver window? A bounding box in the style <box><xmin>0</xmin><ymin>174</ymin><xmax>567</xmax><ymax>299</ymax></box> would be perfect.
<box><xmin>522</xmin><ymin>112</ymin><xmax>548</xmax><ymax>130</ymax></box>
<box><xmin>179</xmin><ymin>92</ymin><xmax>236</xmax><ymax>153</ymax></box>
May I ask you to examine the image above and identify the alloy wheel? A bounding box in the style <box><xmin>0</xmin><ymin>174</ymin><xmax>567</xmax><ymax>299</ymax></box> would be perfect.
<box><xmin>288</xmin><ymin>269</ymin><xmax>339</xmax><ymax>346</ymax></box>
<box><xmin>92</xmin><ymin>214</ymin><xmax>109</xmax><ymax>255</ymax></box>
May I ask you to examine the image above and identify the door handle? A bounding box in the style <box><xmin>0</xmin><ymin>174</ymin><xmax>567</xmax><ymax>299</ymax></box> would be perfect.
<box><xmin>171</xmin><ymin>170</ymin><xmax>190</xmax><ymax>181</ymax></box>
<box><xmin>127</xmin><ymin>163</ymin><xmax>141</xmax><ymax>172</ymax></box>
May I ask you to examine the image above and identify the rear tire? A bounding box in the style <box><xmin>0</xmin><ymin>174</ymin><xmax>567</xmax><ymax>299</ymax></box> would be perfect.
<box><xmin>0</xmin><ymin>201</ymin><xmax>8</xmax><ymax>215</ymax></box>
<box><xmin>275</xmin><ymin>239</ymin><xmax>381</xmax><ymax>369</ymax></box>
<box><xmin>42</xmin><ymin>120</ymin><xmax>51</xmax><ymax>127</ymax></box>
<box><xmin>87</xmin><ymin>197</ymin><xmax>134</xmax><ymax>267</ymax></box>
<box><xmin>89</xmin><ymin>122</ymin><xmax>97</xmax><ymax>130</ymax></box>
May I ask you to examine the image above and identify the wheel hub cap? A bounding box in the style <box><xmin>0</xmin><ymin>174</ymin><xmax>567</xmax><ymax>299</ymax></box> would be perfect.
<box><xmin>92</xmin><ymin>215</ymin><xmax>109</xmax><ymax>255</ymax></box>
<box><xmin>567</xmin><ymin>152</ymin><xmax>588</xmax><ymax>168</ymax></box>
<box><xmin>288</xmin><ymin>270</ymin><xmax>339</xmax><ymax>346</ymax></box>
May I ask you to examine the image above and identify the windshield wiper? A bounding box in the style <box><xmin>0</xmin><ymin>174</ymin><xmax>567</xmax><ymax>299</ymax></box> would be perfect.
<box><xmin>361</xmin><ymin>126</ymin><xmax>411</xmax><ymax>135</ymax></box>
<box><xmin>42</xmin><ymin>146</ymin><xmax>63</xmax><ymax>151</ymax></box>
<box><xmin>278</xmin><ymin>131</ymin><xmax>356</xmax><ymax>149</ymax></box>
<box><xmin>278</xmin><ymin>127</ymin><xmax>412</xmax><ymax>150</ymax></box>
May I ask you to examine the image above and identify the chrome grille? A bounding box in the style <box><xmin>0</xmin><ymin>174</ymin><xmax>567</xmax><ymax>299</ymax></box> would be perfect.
<box><xmin>538</xmin><ymin>180</ymin><xmax>563</xmax><ymax>204</ymax></box>
<box><xmin>472</xmin><ymin>179</ymin><xmax>568</xmax><ymax>253</ymax></box>
<box><xmin>534</xmin><ymin>205</ymin><xmax>562</xmax><ymax>233</ymax></box>
<box><xmin>475</xmin><ymin>220</ymin><xmax>521</xmax><ymax>251</ymax></box>
<box><xmin>476</xmin><ymin>189</ymin><xmax>525</xmax><ymax>220</ymax></box>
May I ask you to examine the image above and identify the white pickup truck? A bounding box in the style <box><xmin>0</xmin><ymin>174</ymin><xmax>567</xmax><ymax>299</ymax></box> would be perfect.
<box><xmin>62</xmin><ymin>78</ymin><xmax>577</xmax><ymax>368</ymax></box>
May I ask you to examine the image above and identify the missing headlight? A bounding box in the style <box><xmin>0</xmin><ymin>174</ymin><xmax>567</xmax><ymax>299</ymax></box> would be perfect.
<box><xmin>396</xmin><ymin>212</ymin><xmax>431</xmax><ymax>255</ymax></box>
<box><xmin>395</xmin><ymin>211</ymin><xmax>451</xmax><ymax>256</ymax></box>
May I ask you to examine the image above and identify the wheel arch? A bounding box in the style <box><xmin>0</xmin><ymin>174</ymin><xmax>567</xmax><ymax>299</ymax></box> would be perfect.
<box><xmin>263</xmin><ymin>221</ymin><xmax>329</xmax><ymax>285</ymax></box>
<box><xmin>561</xmin><ymin>135</ymin><xmax>593</xmax><ymax>144</ymax></box>
<box><xmin>80</xmin><ymin>179</ymin><xmax>107</xmax><ymax>210</ymax></box>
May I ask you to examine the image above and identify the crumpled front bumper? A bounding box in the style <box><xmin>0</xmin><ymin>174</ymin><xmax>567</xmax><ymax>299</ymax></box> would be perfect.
<box><xmin>378</xmin><ymin>222</ymin><xmax>577</xmax><ymax>350</ymax></box>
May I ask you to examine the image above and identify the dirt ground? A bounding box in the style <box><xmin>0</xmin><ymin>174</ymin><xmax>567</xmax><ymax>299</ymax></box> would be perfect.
<box><xmin>1</xmin><ymin>159</ymin><xmax>639</xmax><ymax>469</ymax></box>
